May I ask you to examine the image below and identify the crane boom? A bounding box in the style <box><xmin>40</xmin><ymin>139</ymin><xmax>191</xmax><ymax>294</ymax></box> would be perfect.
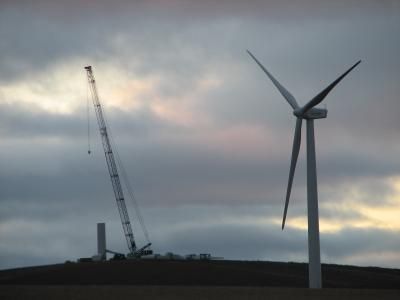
<box><xmin>85</xmin><ymin>66</ymin><xmax>151</xmax><ymax>257</ymax></box>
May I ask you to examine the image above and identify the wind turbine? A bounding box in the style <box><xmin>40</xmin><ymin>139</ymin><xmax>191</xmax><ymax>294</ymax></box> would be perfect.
<box><xmin>247</xmin><ymin>50</ymin><xmax>360</xmax><ymax>289</ymax></box>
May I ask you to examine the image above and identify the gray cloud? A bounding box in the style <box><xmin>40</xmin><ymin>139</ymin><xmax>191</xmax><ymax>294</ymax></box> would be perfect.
<box><xmin>0</xmin><ymin>0</ymin><xmax>399</xmax><ymax>270</ymax></box>
<box><xmin>3</xmin><ymin>204</ymin><xmax>399</xmax><ymax>270</ymax></box>
<box><xmin>322</xmin><ymin>227</ymin><xmax>400</xmax><ymax>265</ymax></box>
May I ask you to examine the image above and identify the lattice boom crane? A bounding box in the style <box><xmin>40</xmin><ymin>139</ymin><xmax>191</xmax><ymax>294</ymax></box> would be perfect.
<box><xmin>85</xmin><ymin>66</ymin><xmax>151</xmax><ymax>258</ymax></box>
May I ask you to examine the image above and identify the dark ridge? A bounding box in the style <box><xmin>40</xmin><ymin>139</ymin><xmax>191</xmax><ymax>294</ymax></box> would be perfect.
<box><xmin>1</xmin><ymin>260</ymin><xmax>399</xmax><ymax>289</ymax></box>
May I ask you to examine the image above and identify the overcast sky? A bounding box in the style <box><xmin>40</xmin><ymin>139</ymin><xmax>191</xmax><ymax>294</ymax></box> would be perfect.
<box><xmin>0</xmin><ymin>0</ymin><xmax>400</xmax><ymax>270</ymax></box>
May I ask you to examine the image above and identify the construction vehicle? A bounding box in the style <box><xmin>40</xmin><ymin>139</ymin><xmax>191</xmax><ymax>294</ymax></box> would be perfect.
<box><xmin>85</xmin><ymin>66</ymin><xmax>152</xmax><ymax>259</ymax></box>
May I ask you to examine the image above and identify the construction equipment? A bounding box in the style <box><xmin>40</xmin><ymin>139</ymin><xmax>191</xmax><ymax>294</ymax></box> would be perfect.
<box><xmin>85</xmin><ymin>66</ymin><xmax>152</xmax><ymax>258</ymax></box>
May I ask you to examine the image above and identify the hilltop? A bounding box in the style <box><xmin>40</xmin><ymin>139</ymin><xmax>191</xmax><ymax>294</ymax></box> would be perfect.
<box><xmin>1</xmin><ymin>259</ymin><xmax>399</xmax><ymax>289</ymax></box>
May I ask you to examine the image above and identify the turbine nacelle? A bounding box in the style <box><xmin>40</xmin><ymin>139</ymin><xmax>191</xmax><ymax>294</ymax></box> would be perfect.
<box><xmin>294</xmin><ymin>107</ymin><xmax>327</xmax><ymax>119</ymax></box>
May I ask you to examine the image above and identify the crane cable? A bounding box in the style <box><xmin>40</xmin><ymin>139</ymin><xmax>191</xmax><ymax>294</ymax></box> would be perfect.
<box><xmin>86</xmin><ymin>77</ymin><xmax>151</xmax><ymax>245</ymax></box>
<box><xmin>108</xmin><ymin>127</ymin><xmax>151</xmax><ymax>244</ymax></box>
<box><xmin>87</xmin><ymin>80</ymin><xmax>91</xmax><ymax>155</ymax></box>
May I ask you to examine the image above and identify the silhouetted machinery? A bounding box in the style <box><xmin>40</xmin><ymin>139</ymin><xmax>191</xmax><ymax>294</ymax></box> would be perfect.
<box><xmin>85</xmin><ymin>66</ymin><xmax>152</xmax><ymax>259</ymax></box>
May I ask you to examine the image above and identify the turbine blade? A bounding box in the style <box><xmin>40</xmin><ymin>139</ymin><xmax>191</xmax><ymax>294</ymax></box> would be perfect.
<box><xmin>299</xmin><ymin>60</ymin><xmax>361</xmax><ymax>115</ymax></box>
<box><xmin>247</xmin><ymin>50</ymin><xmax>299</xmax><ymax>110</ymax></box>
<box><xmin>282</xmin><ymin>118</ymin><xmax>302</xmax><ymax>229</ymax></box>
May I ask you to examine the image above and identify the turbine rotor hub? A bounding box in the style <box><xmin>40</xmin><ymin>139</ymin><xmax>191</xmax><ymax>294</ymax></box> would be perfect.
<box><xmin>293</xmin><ymin>107</ymin><xmax>328</xmax><ymax>119</ymax></box>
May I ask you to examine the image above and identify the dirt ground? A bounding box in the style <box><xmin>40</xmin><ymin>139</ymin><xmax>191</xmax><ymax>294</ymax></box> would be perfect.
<box><xmin>1</xmin><ymin>285</ymin><xmax>399</xmax><ymax>300</ymax></box>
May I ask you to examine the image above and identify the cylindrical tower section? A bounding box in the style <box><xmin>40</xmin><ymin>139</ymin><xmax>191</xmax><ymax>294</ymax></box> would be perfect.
<box><xmin>97</xmin><ymin>223</ymin><xmax>106</xmax><ymax>261</ymax></box>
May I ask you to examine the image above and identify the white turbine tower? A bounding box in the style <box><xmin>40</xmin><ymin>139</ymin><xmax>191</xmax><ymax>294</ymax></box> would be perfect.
<box><xmin>247</xmin><ymin>50</ymin><xmax>360</xmax><ymax>289</ymax></box>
